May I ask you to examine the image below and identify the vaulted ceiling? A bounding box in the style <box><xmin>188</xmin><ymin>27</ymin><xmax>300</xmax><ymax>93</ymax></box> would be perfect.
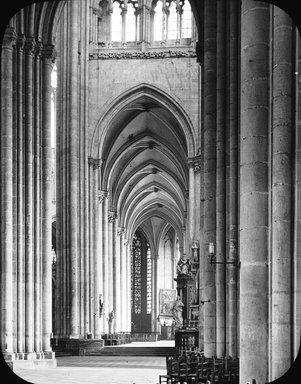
<box><xmin>100</xmin><ymin>91</ymin><xmax>191</xmax><ymax>252</ymax></box>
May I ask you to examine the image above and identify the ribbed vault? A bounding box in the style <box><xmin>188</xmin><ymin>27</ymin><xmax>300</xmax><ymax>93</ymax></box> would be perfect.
<box><xmin>99</xmin><ymin>84</ymin><xmax>192</xmax><ymax>253</ymax></box>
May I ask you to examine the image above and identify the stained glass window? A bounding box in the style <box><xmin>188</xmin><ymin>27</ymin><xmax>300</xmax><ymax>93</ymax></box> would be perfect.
<box><xmin>146</xmin><ymin>246</ymin><xmax>152</xmax><ymax>314</ymax></box>
<box><xmin>131</xmin><ymin>232</ymin><xmax>152</xmax><ymax>316</ymax></box>
<box><xmin>132</xmin><ymin>234</ymin><xmax>142</xmax><ymax>314</ymax></box>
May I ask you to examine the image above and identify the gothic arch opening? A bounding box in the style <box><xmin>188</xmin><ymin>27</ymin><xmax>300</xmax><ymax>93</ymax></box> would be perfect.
<box><xmin>95</xmin><ymin>81</ymin><xmax>196</xmax><ymax>334</ymax></box>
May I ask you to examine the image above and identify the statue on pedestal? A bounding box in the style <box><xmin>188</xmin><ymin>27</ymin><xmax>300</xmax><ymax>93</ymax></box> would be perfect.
<box><xmin>108</xmin><ymin>310</ymin><xmax>115</xmax><ymax>334</ymax></box>
<box><xmin>172</xmin><ymin>296</ymin><xmax>184</xmax><ymax>328</ymax></box>
<box><xmin>176</xmin><ymin>255</ymin><xmax>190</xmax><ymax>276</ymax></box>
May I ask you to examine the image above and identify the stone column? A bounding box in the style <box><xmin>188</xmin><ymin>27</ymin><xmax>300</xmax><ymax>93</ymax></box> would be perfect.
<box><xmin>270</xmin><ymin>6</ymin><xmax>293</xmax><ymax>380</ymax></box>
<box><xmin>34</xmin><ymin>41</ymin><xmax>42</xmax><ymax>354</ymax></box>
<box><xmin>240</xmin><ymin>1</ymin><xmax>270</xmax><ymax>383</ymax></box>
<box><xmin>1</xmin><ymin>26</ymin><xmax>17</xmax><ymax>356</ymax></box>
<box><xmin>152</xmin><ymin>254</ymin><xmax>159</xmax><ymax>333</ymax></box>
<box><xmin>216</xmin><ymin>0</ymin><xmax>227</xmax><ymax>359</ymax></box>
<box><xmin>176</xmin><ymin>3</ymin><xmax>182</xmax><ymax>44</ymax></box>
<box><xmin>108</xmin><ymin>211</ymin><xmax>116</xmax><ymax>328</ymax></box>
<box><xmin>112</xmin><ymin>216</ymin><xmax>119</xmax><ymax>333</ymax></box>
<box><xmin>93</xmin><ymin>160</ymin><xmax>102</xmax><ymax>339</ymax></box>
<box><xmin>228</xmin><ymin>0</ymin><xmax>239</xmax><ymax>360</ymax></box>
<box><xmin>69</xmin><ymin>0</ymin><xmax>80</xmax><ymax>339</ymax></box>
<box><xmin>295</xmin><ymin>26</ymin><xmax>301</xmax><ymax>361</ymax></box>
<box><xmin>188</xmin><ymin>165</ymin><xmax>195</xmax><ymax>246</ymax></box>
<box><xmin>115</xmin><ymin>227</ymin><xmax>122</xmax><ymax>332</ymax></box>
<box><xmin>16</xmin><ymin>33</ymin><xmax>25</xmax><ymax>355</ymax></box>
<box><xmin>41</xmin><ymin>45</ymin><xmax>56</xmax><ymax>352</ymax></box>
<box><xmin>24</xmin><ymin>36</ymin><xmax>35</xmax><ymax>355</ymax></box>
<box><xmin>121</xmin><ymin>5</ymin><xmax>127</xmax><ymax>47</ymax></box>
<box><xmin>87</xmin><ymin>160</ymin><xmax>93</xmax><ymax>336</ymax></box>
<box><xmin>103</xmin><ymin>192</ymin><xmax>109</xmax><ymax>333</ymax></box>
<box><xmin>88</xmin><ymin>159</ymin><xmax>95</xmax><ymax>336</ymax></box>
<box><xmin>120</xmin><ymin>232</ymin><xmax>127</xmax><ymax>331</ymax></box>
<box><xmin>203</xmin><ymin>0</ymin><xmax>217</xmax><ymax>358</ymax></box>
<box><xmin>126</xmin><ymin>241</ymin><xmax>132</xmax><ymax>331</ymax></box>
<box><xmin>97</xmin><ymin>190</ymin><xmax>104</xmax><ymax>334</ymax></box>
<box><xmin>98</xmin><ymin>191</ymin><xmax>106</xmax><ymax>332</ymax></box>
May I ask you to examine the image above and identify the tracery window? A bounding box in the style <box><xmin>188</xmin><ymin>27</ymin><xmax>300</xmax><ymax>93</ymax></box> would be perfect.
<box><xmin>131</xmin><ymin>232</ymin><xmax>152</xmax><ymax>316</ymax></box>
<box><xmin>111</xmin><ymin>0</ymin><xmax>139</xmax><ymax>43</ymax></box>
<box><xmin>152</xmin><ymin>0</ymin><xmax>192</xmax><ymax>43</ymax></box>
<box><xmin>132</xmin><ymin>234</ymin><xmax>142</xmax><ymax>314</ymax></box>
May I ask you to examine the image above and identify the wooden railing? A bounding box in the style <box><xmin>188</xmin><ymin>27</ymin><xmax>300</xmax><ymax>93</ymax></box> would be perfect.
<box><xmin>101</xmin><ymin>331</ymin><xmax>160</xmax><ymax>345</ymax></box>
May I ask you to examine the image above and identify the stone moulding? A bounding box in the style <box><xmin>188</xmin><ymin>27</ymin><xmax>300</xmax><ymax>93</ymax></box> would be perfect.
<box><xmin>89</xmin><ymin>49</ymin><xmax>197</xmax><ymax>60</ymax></box>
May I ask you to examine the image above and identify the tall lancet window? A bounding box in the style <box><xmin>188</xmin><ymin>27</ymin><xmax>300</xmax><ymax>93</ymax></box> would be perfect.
<box><xmin>167</xmin><ymin>1</ymin><xmax>177</xmax><ymax>40</ymax></box>
<box><xmin>152</xmin><ymin>0</ymin><xmax>193</xmax><ymax>45</ymax></box>
<box><xmin>131</xmin><ymin>231</ymin><xmax>152</xmax><ymax>331</ymax></box>
<box><xmin>181</xmin><ymin>0</ymin><xmax>192</xmax><ymax>38</ymax></box>
<box><xmin>153</xmin><ymin>0</ymin><xmax>165</xmax><ymax>41</ymax></box>
<box><xmin>111</xmin><ymin>1</ymin><xmax>122</xmax><ymax>42</ymax></box>
<box><xmin>126</xmin><ymin>2</ymin><xmax>136</xmax><ymax>42</ymax></box>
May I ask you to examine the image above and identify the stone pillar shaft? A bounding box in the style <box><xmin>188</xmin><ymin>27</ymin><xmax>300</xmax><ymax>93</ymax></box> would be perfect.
<box><xmin>93</xmin><ymin>165</ymin><xmax>101</xmax><ymax>338</ymax></box>
<box><xmin>126</xmin><ymin>243</ymin><xmax>131</xmax><ymax>332</ymax></box>
<box><xmin>295</xmin><ymin>26</ymin><xmax>301</xmax><ymax>360</ymax></box>
<box><xmin>34</xmin><ymin>42</ymin><xmax>42</xmax><ymax>353</ymax></box>
<box><xmin>240</xmin><ymin>1</ymin><xmax>270</xmax><ymax>382</ymax></box>
<box><xmin>1</xmin><ymin>26</ymin><xmax>16</xmax><ymax>355</ymax></box>
<box><xmin>103</xmin><ymin>195</ymin><xmax>109</xmax><ymax>333</ymax></box>
<box><xmin>120</xmin><ymin>235</ymin><xmax>127</xmax><ymax>331</ymax></box>
<box><xmin>41</xmin><ymin>46</ymin><xmax>56</xmax><ymax>351</ymax></box>
<box><xmin>69</xmin><ymin>0</ymin><xmax>80</xmax><ymax>338</ymax></box>
<box><xmin>115</xmin><ymin>228</ymin><xmax>121</xmax><ymax>332</ymax></box>
<box><xmin>228</xmin><ymin>0</ymin><xmax>239</xmax><ymax>359</ymax></box>
<box><xmin>108</xmin><ymin>215</ymin><xmax>114</xmax><ymax>320</ymax></box>
<box><xmin>16</xmin><ymin>34</ymin><xmax>25</xmax><ymax>354</ymax></box>
<box><xmin>270</xmin><ymin>6</ymin><xmax>293</xmax><ymax>379</ymax></box>
<box><xmin>216</xmin><ymin>0</ymin><xmax>226</xmax><ymax>358</ymax></box>
<box><xmin>203</xmin><ymin>0</ymin><xmax>217</xmax><ymax>358</ymax></box>
<box><xmin>24</xmin><ymin>37</ymin><xmax>35</xmax><ymax>354</ymax></box>
<box><xmin>188</xmin><ymin>167</ymin><xmax>195</xmax><ymax>245</ymax></box>
<box><xmin>88</xmin><ymin>163</ymin><xmax>94</xmax><ymax>335</ymax></box>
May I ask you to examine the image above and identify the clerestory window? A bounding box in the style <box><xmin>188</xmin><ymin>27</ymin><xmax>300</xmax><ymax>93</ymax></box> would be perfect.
<box><xmin>152</xmin><ymin>0</ymin><xmax>192</xmax><ymax>44</ymax></box>
<box><xmin>111</xmin><ymin>0</ymin><xmax>139</xmax><ymax>44</ymax></box>
<box><xmin>95</xmin><ymin>0</ymin><xmax>194</xmax><ymax>48</ymax></box>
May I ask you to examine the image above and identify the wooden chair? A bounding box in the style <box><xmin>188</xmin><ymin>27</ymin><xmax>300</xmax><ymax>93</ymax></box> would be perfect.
<box><xmin>159</xmin><ymin>357</ymin><xmax>179</xmax><ymax>384</ymax></box>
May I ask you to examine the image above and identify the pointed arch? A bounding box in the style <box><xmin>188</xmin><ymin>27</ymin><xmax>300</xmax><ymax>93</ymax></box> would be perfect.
<box><xmin>90</xmin><ymin>82</ymin><xmax>197</xmax><ymax>159</ymax></box>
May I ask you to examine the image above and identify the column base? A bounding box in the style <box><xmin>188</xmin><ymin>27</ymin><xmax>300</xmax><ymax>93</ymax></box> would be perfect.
<box><xmin>51</xmin><ymin>338</ymin><xmax>104</xmax><ymax>356</ymax></box>
<box><xmin>3</xmin><ymin>352</ymin><xmax>57</xmax><ymax>371</ymax></box>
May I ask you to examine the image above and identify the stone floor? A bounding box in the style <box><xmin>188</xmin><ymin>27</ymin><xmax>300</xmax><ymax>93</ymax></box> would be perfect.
<box><xmin>8</xmin><ymin>341</ymin><xmax>174</xmax><ymax>384</ymax></box>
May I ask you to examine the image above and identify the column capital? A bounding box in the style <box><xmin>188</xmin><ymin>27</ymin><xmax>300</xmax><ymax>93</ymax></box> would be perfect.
<box><xmin>188</xmin><ymin>155</ymin><xmax>202</xmax><ymax>173</ymax></box>
<box><xmin>24</xmin><ymin>37</ymin><xmax>36</xmax><ymax>55</ymax></box>
<box><xmin>88</xmin><ymin>157</ymin><xmax>102</xmax><ymax>169</ymax></box>
<box><xmin>34</xmin><ymin>41</ymin><xmax>43</xmax><ymax>59</ymax></box>
<box><xmin>42</xmin><ymin>44</ymin><xmax>57</xmax><ymax>63</ymax></box>
<box><xmin>98</xmin><ymin>190</ymin><xmax>109</xmax><ymax>203</ymax></box>
<box><xmin>117</xmin><ymin>227</ymin><xmax>125</xmax><ymax>236</ymax></box>
<box><xmin>2</xmin><ymin>27</ymin><xmax>17</xmax><ymax>49</ymax></box>
<box><xmin>16</xmin><ymin>34</ymin><xmax>25</xmax><ymax>51</ymax></box>
<box><xmin>108</xmin><ymin>211</ymin><xmax>117</xmax><ymax>223</ymax></box>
